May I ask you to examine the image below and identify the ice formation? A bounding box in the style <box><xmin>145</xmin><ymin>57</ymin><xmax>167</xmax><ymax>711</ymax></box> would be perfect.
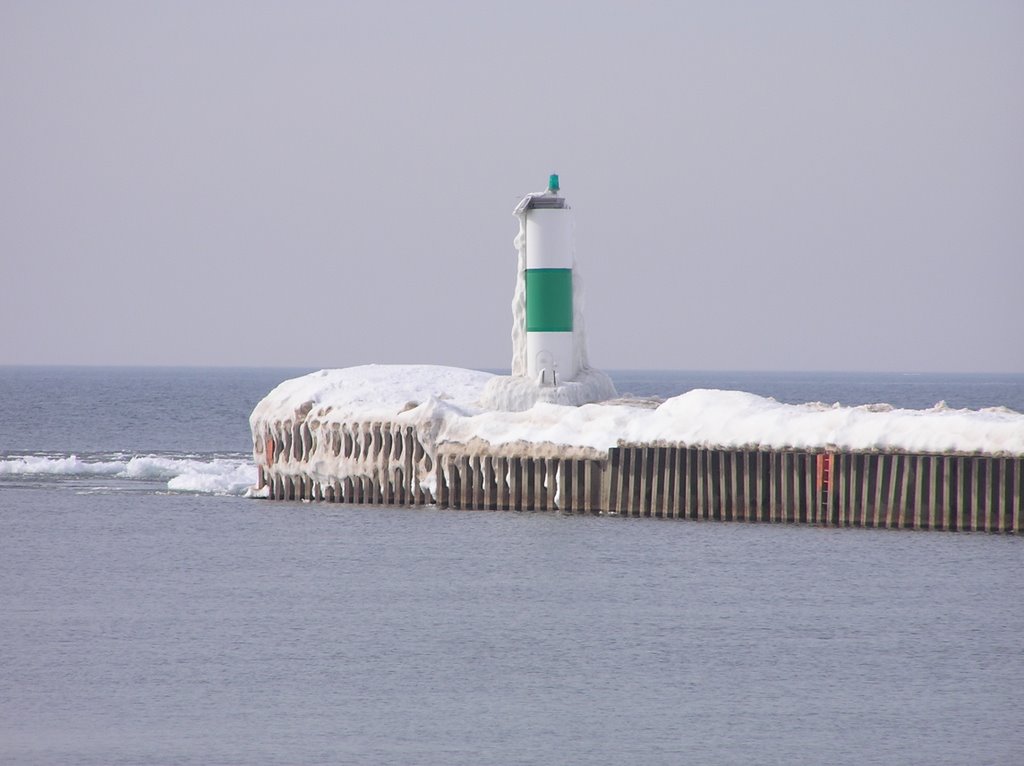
<box><xmin>250</xmin><ymin>364</ymin><xmax>1024</xmax><ymax>497</ymax></box>
<box><xmin>0</xmin><ymin>453</ymin><xmax>257</xmax><ymax>495</ymax></box>
<box><xmin>480</xmin><ymin>368</ymin><xmax>619</xmax><ymax>411</ymax></box>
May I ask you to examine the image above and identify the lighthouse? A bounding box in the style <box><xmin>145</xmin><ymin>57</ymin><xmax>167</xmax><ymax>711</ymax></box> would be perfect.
<box><xmin>482</xmin><ymin>174</ymin><xmax>616</xmax><ymax>410</ymax></box>
<box><xmin>523</xmin><ymin>174</ymin><xmax>576</xmax><ymax>385</ymax></box>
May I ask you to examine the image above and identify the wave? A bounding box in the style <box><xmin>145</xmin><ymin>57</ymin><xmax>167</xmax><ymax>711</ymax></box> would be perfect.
<box><xmin>0</xmin><ymin>453</ymin><xmax>257</xmax><ymax>496</ymax></box>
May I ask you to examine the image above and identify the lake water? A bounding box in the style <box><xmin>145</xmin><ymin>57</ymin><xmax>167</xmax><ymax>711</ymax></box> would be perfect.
<box><xmin>2</xmin><ymin>367</ymin><xmax>1022</xmax><ymax>765</ymax></box>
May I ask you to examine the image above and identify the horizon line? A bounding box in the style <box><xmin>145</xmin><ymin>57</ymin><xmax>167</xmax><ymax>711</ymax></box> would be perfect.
<box><xmin>1</xmin><ymin>363</ymin><xmax>1022</xmax><ymax>377</ymax></box>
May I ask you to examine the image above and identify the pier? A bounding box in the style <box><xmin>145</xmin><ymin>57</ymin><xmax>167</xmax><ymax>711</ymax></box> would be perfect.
<box><xmin>255</xmin><ymin>421</ymin><xmax>1022</xmax><ymax>533</ymax></box>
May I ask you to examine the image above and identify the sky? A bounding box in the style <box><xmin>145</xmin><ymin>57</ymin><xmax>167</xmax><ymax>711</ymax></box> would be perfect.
<box><xmin>1</xmin><ymin>1</ymin><xmax>1022</xmax><ymax>373</ymax></box>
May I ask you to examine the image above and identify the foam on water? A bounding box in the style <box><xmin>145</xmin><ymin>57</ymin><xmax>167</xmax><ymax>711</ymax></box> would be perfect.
<box><xmin>0</xmin><ymin>453</ymin><xmax>256</xmax><ymax>495</ymax></box>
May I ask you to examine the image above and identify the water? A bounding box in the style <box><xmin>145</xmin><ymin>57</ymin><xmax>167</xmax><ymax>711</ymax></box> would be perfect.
<box><xmin>2</xmin><ymin>367</ymin><xmax>1022</xmax><ymax>765</ymax></box>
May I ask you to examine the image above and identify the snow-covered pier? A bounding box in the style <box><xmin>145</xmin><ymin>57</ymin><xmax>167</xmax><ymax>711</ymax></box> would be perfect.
<box><xmin>436</xmin><ymin>446</ymin><xmax>1021</xmax><ymax>532</ymax></box>
<box><xmin>257</xmin><ymin>437</ymin><xmax>1022</xmax><ymax>533</ymax></box>
<box><xmin>250</xmin><ymin>366</ymin><xmax>1024</xmax><ymax>533</ymax></box>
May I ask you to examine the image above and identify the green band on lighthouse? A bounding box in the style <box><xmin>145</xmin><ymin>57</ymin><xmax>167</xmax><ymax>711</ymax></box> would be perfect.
<box><xmin>526</xmin><ymin>269</ymin><xmax>573</xmax><ymax>332</ymax></box>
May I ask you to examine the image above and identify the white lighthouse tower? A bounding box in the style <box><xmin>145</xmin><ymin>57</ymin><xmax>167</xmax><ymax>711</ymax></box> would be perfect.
<box><xmin>523</xmin><ymin>174</ymin><xmax>576</xmax><ymax>385</ymax></box>
<box><xmin>481</xmin><ymin>174</ymin><xmax>617</xmax><ymax>411</ymax></box>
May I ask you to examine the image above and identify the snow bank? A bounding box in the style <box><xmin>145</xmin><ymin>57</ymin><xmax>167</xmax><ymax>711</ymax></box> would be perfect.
<box><xmin>250</xmin><ymin>365</ymin><xmax>1024</xmax><ymax>458</ymax></box>
<box><xmin>454</xmin><ymin>389</ymin><xmax>1024</xmax><ymax>456</ymax></box>
<box><xmin>249</xmin><ymin>364</ymin><xmax>494</xmax><ymax>425</ymax></box>
<box><xmin>480</xmin><ymin>368</ymin><xmax>617</xmax><ymax>411</ymax></box>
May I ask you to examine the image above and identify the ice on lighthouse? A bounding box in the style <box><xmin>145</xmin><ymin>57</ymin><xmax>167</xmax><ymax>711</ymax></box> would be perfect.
<box><xmin>481</xmin><ymin>174</ymin><xmax>618</xmax><ymax>411</ymax></box>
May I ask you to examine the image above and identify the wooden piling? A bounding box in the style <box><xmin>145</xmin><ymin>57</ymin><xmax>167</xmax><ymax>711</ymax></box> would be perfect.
<box><xmin>498</xmin><ymin>456</ymin><xmax>511</xmax><ymax>510</ymax></box>
<box><xmin>1013</xmin><ymin>458</ymin><xmax>1021</xmax><ymax>533</ymax></box>
<box><xmin>260</xmin><ymin>422</ymin><xmax>1021</xmax><ymax>535</ymax></box>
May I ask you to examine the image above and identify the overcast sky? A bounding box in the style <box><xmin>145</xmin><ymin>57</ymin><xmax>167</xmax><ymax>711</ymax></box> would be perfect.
<box><xmin>2</xmin><ymin>1</ymin><xmax>1021</xmax><ymax>372</ymax></box>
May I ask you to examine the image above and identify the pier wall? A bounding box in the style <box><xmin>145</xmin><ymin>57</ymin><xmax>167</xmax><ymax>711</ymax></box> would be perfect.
<box><xmin>256</xmin><ymin>424</ymin><xmax>1022</xmax><ymax>532</ymax></box>
<box><xmin>256</xmin><ymin>419</ymin><xmax>436</xmax><ymax>506</ymax></box>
